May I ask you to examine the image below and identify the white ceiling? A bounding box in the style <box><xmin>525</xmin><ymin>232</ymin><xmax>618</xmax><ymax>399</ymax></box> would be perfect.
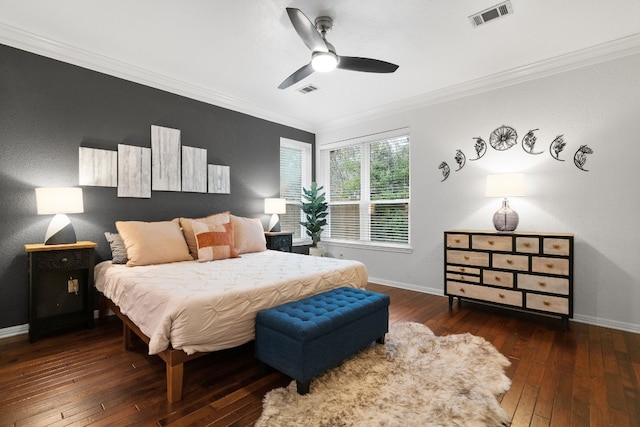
<box><xmin>1</xmin><ymin>0</ymin><xmax>639</xmax><ymax>132</ymax></box>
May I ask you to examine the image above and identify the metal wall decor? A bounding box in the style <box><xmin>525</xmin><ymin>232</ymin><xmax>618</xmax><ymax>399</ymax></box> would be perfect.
<box><xmin>438</xmin><ymin>124</ymin><xmax>594</xmax><ymax>181</ymax></box>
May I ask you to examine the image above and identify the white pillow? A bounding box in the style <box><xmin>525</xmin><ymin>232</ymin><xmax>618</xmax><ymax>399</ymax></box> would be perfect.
<box><xmin>230</xmin><ymin>215</ymin><xmax>267</xmax><ymax>254</ymax></box>
<box><xmin>115</xmin><ymin>219</ymin><xmax>192</xmax><ymax>267</ymax></box>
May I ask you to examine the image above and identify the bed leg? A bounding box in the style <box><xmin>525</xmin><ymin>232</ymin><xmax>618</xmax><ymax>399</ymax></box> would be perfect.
<box><xmin>167</xmin><ymin>363</ymin><xmax>184</xmax><ymax>403</ymax></box>
<box><xmin>123</xmin><ymin>323</ymin><xmax>134</xmax><ymax>351</ymax></box>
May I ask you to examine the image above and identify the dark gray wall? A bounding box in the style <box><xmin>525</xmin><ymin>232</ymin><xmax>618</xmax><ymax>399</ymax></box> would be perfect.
<box><xmin>0</xmin><ymin>44</ymin><xmax>315</xmax><ymax>329</ymax></box>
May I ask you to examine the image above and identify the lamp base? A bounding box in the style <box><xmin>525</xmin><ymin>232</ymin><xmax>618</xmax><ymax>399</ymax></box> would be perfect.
<box><xmin>268</xmin><ymin>213</ymin><xmax>281</xmax><ymax>232</ymax></box>
<box><xmin>493</xmin><ymin>198</ymin><xmax>519</xmax><ymax>232</ymax></box>
<box><xmin>44</xmin><ymin>214</ymin><xmax>77</xmax><ymax>245</ymax></box>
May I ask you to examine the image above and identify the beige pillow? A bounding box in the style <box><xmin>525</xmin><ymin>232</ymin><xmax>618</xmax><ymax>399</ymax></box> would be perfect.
<box><xmin>115</xmin><ymin>219</ymin><xmax>192</xmax><ymax>267</ymax></box>
<box><xmin>179</xmin><ymin>211</ymin><xmax>230</xmax><ymax>259</ymax></box>
<box><xmin>192</xmin><ymin>220</ymin><xmax>239</xmax><ymax>262</ymax></box>
<box><xmin>230</xmin><ymin>215</ymin><xmax>267</xmax><ymax>254</ymax></box>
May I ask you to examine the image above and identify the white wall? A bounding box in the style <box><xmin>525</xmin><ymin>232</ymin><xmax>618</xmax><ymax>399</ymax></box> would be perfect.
<box><xmin>316</xmin><ymin>52</ymin><xmax>640</xmax><ymax>332</ymax></box>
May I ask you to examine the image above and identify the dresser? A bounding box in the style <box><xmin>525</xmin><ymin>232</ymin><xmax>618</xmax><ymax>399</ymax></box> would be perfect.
<box><xmin>444</xmin><ymin>230</ymin><xmax>574</xmax><ymax>329</ymax></box>
<box><xmin>25</xmin><ymin>241</ymin><xmax>97</xmax><ymax>342</ymax></box>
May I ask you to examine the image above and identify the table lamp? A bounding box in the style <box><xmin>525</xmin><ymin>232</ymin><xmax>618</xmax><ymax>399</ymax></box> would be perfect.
<box><xmin>36</xmin><ymin>187</ymin><xmax>84</xmax><ymax>245</ymax></box>
<box><xmin>485</xmin><ymin>173</ymin><xmax>525</xmax><ymax>232</ymax></box>
<box><xmin>264</xmin><ymin>198</ymin><xmax>286</xmax><ymax>232</ymax></box>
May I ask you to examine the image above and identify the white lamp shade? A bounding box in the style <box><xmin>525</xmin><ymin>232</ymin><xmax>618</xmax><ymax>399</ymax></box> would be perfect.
<box><xmin>311</xmin><ymin>51</ymin><xmax>338</xmax><ymax>72</ymax></box>
<box><xmin>485</xmin><ymin>173</ymin><xmax>526</xmax><ymax>198</ymax></box>
<box><xmin>36</xmin><ymin>187</ymin><xmax>84</xmax><ymax>215</ymax></box>
<box><xmin>264</xmin><ymin>198</ymin><xmax>287</xmax><ymax>214</ymax></box>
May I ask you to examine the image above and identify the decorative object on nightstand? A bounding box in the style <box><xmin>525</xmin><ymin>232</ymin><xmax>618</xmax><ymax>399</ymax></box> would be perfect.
<box><xmin>265</xmin><ymin>198</ymin><xmax>286</xmax><ymax>232</ymax></box>
<box><xmin>25</xmin><ymin>241</ymin><xmax>97</xmax><ymax>342</ymax></box>
<box><xmin>444</xmin><ymin>230</ymin><xmax>574</xmax><ymax>329</ymax></box>
<box><xmin>264</xmin><ymin>231</ymin><xmax>293</xmax><ymax>252</ymax></box>
<box><xmin>485</xmin><ymin>173</ymin><xmax>525</xmax><ymax>232</ymax></box>
<box><xmin>35</xmin><ymin>187</ymin><xmax>84</xmax><ymax>245</ymax></box>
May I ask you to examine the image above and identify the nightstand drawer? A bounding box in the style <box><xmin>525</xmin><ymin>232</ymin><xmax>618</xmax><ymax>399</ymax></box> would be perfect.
<box><xmin>526</xmin><ymin>293</ymin><xmax>569</xmax><ymax>315</ymax></box>
<box><xmin>446</xmin><ymin>250</ymin><xmax>489</xmax><ymax>267</ymax></box>
<box><xmin>447</xmin><ymin>281</ymin><xmax>521</xmax><ymax>307</ymax></box>
<box><xmin>33</xmin><ymin>250</ymin><xmax>91</xmax><ymax>270</ymax></box>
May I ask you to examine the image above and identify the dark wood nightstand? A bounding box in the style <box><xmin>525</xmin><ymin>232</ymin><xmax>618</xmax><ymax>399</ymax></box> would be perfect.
<box><xmin>25</xmin><ymin>241</ymin><xmax>97</xmax><ymax>342</ymax></box>
<box><xmin>264</xmin><ymin>231</ymin><xmax>293</xmax><ymax>252</ymax></box>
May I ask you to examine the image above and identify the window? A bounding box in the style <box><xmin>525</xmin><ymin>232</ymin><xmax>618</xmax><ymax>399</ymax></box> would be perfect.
<box><xmin>319</xmin><ymin>131</ymin><xmax>410</xmax><ymax>246</ymax></box>
<box><xmin>280</xmin><ymin>138</ymin><xmax>312</xmax><ymax>242</ymax></box>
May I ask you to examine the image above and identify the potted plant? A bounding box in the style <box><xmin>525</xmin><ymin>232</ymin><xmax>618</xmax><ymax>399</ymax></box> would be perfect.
<box><xmin>300</xmin><ymin>182</ymin><xmax>328</xmax><ymax>256</ymax></box>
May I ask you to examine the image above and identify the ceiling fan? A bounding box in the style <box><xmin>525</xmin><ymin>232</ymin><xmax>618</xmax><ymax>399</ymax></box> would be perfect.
<box><xmin>278</xmin><ymin>7</ymin><xmax>399</xmax><ymax>90</ymax></box>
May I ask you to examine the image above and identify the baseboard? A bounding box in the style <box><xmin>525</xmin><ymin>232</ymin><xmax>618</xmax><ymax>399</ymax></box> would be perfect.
<box><xmin>0</xmin><ymin>323</ymin><xmax>28</xmax><ymax>340</ymax></box>
<box><xmin>368</xmin><ymin>279</ymin><xmax>640</xmax><ymax>335</ymax></box>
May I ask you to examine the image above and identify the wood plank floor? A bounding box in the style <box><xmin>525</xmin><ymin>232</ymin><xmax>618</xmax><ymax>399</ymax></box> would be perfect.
<box><xmin>1</xmin><ymin>283</ymin><xmax>639</xmax><ymax>426</ymax></box>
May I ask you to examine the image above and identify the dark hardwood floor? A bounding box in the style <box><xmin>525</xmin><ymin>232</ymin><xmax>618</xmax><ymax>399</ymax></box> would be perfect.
<box><xmin>1</xmin><ymin>283</ymin><xmax>639</xmax><ymax>426</ymax></box>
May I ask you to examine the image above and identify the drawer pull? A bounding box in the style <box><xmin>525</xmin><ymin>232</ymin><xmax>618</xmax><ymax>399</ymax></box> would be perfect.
<box><xmin>523</xmin><ymin>242</ymin><xmax>531</xmax><ymax>248</ymax></box>
<box><xmin>488</xmin><ymin>240</ymin><xmax>494</xmax><ymax>245</ymax></box>
<box><xmin>553</xmin><ymin>244</ymin><xmax>560</xmax><ymax>249</ymax></box>
<box><xmin>464</xmin><ymin>255</ymin><xmax>470</xmax><ymax>261</ymax></box>
<box><xmin>459</xmin><ymin>288</ymin><xmax>465</xmax><ymax>293</ymax></box>
<box><xmin>546</xmin><ymin>263</ymin><xmax>554</xmax><ymax>269</ymax></box>
<box><xmin>455</xmin><ymin>238</ymin><xmax>460</xmax><ymax>243</ymax></box>
<box><xmin>459</xmin><ymin>275</ymin><xmax>465</xmax><ymax>280</ymax></box>
<box><xmin>543</xmin><ymin>301</ymin><xmax>551</xmax><ymax>306</ymax></box>
<box><xmin>61</xmin><ymin>257</ymin><xmax>68</xmax><ymax>263</ymax></box>
<box><xmin>495</xmin><ymin>276</ymin><xmax>501</xmax><ymax>281</ymax></box>
<box><xmin>538</xmin><ymin>281</ymin><xmax>546</xmax><ymax>287</ymax></box>
<box><xmin>498</xmin><ymin>293</ymin><xmax>505</xmax><ymax>299</ymax></box>
<box><xmin>506</xmin><ymin>259</ymin><xmax>513</xmax><ymax>265</ymax></box>
<box><xmin>460</xmin><ymin>267</ymin><xmax>466</xmax><ymax>272</ymax></box>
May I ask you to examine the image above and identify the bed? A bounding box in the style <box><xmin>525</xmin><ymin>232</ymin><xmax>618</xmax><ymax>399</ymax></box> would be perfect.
<box><xmin>95</xmin><ymin>250</ymin><xmax>368</xmax><ymax>402</ymax></box>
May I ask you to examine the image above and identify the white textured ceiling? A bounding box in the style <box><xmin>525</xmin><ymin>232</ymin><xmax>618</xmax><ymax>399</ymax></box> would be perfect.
<box><xmin>1</xmin><ymin>0</ymin><xmax>639</xmax><ymax>132</ymax></box>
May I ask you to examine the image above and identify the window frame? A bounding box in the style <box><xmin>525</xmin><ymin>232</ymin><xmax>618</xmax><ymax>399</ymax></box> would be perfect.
<box><xmin>318</xmin><ymin>128</ymin><xmax>411</xmax><ymax>251</ymax></box>
<box><xmin>280</xmin><ymin>137</ymin><xmax>312</xmax><ymax>245</ymax></box>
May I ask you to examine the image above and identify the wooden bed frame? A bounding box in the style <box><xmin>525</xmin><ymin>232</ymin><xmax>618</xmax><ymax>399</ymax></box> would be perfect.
<box><xmin>102</xmin><ymin>296</ymin><xmax>207</xmax><ymax>403</ymax></box>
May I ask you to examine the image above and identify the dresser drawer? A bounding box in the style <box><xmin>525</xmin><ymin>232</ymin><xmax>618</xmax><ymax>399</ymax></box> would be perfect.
<box><xmin>446</xmin><ymin>265</ymin><xmax>480</xmax><ymax>275</ymax></box>
<box><xmin>492</xmin><ymin>253</ymin><xmax>529</xmax><ymax>271</ymax></box>
<box><xmin>472</xmin><ymin>235</ymin><xmax>512</xmax><ymax>251</ymax></box>
<box><xmin>532</xmin><ymin>257</ymin><xmax>569</xmax><ymax>276</ymax></box>
<box><xmin>446</xmin><ymin>250</ymin><xmax>489</xmax><ymax>267</ymax></box>
<box><xmin>526</xmin><ymin>293</ymin><xmax>569</xmax><ymax>314</ymax></box>
<box><xmin>483</xmin><ymin>270</ymin><xmax>514</xmax><ymax>288</ymax></box>
<box><xmin>446</xmin><ymin>272</ymin><xmax>480</xmax><ymax>283</ymax></box>
<box><xmin>447</xmin><ymin>281</ymin><xmax>522</xmax><ymax>307</ymax></box>
<box><xmin>543</xmin><ymin>238</ymin><xmax>571</xmax><ymax>256</ymax></box>
<box><xmin>446</xmin><ymin>234</ymin><xmax>469</xmax><ymax>248</ymax></box>
<box><xmin>518</xmin><ymin>274</ymin><xmax>569</xmax><ymax>295</ymax></box>
<box><xmin>516</xmin><ymin>237</ymin><xmax>539</xmax><ymax>254</ymax></box>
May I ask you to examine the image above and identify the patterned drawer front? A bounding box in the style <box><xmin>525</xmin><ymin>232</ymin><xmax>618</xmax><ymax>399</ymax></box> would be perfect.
<box><xmin>447</xmin><ymin>281</ymin><xmax>522</xmax><ymax>307</ymax></box>
<box><xmin>446</xmin><ymin>265</ymin><xmax>480</xmax><ymax>275</ymax></box>
<box><xmin>518</xmin><ymin>274</ymin><xmax>569</xmax><ymax>295</ymax></box>
<box><xmin>34</xmin><ymin>250</ymin><xmax>90</xmax><ymax>271</ymax></box>
<box><xmin>516</xmin><ymin>237</ymin><xmax>539</xmax><ymax>254</ymax></box>
<box><xmin>483</xmin><ymin>270</ymin><xmax>514</xmax><ymax>288</ymax></box>
<box><xmin>532</xmin><ymin>257</ymin><xmax>569</xmax><ymax>276</ymax></box>
<box><xmin>446</xmin><ymin>250</ymin><xmax>489</xmax><ymax>267</ymax></box>
<box><xmin>543</xmin><ymin>238</ymin><xmax>571</xmax><ymax>256</ymax></box>
<box><xmin>526</xmin><ymin>293</ymin><xmax>569</xmax><ymax>314</ymax></box>
<box><xmin>446</xmin><ymin>272</ymin><xmax>480</xmax><ymax>283</ymax></box>
<box><xmin>472</xmin><ymin>235</ymin><xmax>512</xmax><ymax>251</ymax></box>
<box><xmin>446</xmin><ymin>234</ymin><xmax>469</xmax><ymax>248</ymax></box>
<box><xmin>492</xmin><ymin>253</ymin><xmax>529</xmax><ymax>271</ymax></box>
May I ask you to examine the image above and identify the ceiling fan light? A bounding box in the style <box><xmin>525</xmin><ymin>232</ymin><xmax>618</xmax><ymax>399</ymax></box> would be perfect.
<box><xmin>311</xmin><ymin>52</ymin><xmax>338</xmax><ymax>72</ymax></box>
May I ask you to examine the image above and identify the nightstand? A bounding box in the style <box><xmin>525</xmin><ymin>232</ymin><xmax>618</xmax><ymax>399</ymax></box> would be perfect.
<box><xmin>25</xmin><ymin>241</ymin><xmax>97</xmax><ymax>342</ymax></box>
<box><xmin>264</xmin><ymin>231</ymin><xmax>293</xmax><ymax>252</ymax></box>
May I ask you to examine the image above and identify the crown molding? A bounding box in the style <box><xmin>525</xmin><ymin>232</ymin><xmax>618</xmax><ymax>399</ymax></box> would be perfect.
<box><xmin>317</xmin><ymin>33</ymin><xmax>640</xmax><ymax>133</ymax></box>
<box><xmin>0</xmin><ymin>23</ymin><xmax>316</xmax><ymax>133</ymax></box>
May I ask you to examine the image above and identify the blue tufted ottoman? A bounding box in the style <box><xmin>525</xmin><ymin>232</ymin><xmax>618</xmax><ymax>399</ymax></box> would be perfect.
<box><xmin>255</xmin><ymin>287</ymin><xmax>390</xmax><ymax>394</ymax></box>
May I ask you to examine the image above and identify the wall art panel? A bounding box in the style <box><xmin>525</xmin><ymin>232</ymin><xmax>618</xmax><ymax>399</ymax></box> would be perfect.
<box><xmin>78</xmin><ymin>147</ymin><xmax>117</xmax><ymax>187</ymax></box>
<box><xmin>151</xmin><ymin>125</ymin><xmax>181</xmax><ymax>191</ymax></box>
<box><xmin>182</xmin><ymin>146</ymin><xmax>207</xmax><ymax>193</ymax></box>
<box><xmin>208</xmin><ymin>165</ymin><xmax>230</xmax><ymax>194</ymax></box>
<box><xmin>118</xmin><ymin>144</ymin><xmax>151</xmax><ymax>198</ymax></box>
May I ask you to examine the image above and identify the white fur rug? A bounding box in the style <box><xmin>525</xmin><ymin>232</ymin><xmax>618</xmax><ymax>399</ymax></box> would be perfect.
<box><xmin>256</xmin><ymin>322</ymin><xmax>511</xmax><ymax>427</ymax></box>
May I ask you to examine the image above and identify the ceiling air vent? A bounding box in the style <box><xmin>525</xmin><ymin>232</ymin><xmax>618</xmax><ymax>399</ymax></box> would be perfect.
<box><xmin>469</xmin><ymin>1</ymin><xmax>513</xmax><ymax>27</ymax></box>
<box><xmin>297</xmin><ymin>84</ymin><xmax>319</xmax><ymax>94</ymax></box>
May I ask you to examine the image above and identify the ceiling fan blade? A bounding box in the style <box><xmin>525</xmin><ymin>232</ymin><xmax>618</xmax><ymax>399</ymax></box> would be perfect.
<box><xmin>278</xmin><ymin>63</ymin><xmax>315</xmax><ymax>89</ymax></box>
<box><xmin>286</xmin><ymin>8</ymin><xmax>328</xmax><ymax>53</ymax></box>
<box><xmin>337</xmin><ymin>56</ymin><xmax>399</xmax><ymax>73</ymax></box>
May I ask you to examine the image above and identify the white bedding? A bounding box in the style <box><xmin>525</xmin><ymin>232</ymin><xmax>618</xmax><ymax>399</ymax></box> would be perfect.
<box><xmin>95</xmin><ymin>251</ymin><xmax>368</xmax><ymax>355</ymax></box>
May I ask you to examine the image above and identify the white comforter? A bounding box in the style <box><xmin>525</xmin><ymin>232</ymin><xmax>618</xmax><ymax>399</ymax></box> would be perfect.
<box><xmin>95</xmin><ymin>251</ymin><xmax>368</xmax><ymax>355</ymax></box>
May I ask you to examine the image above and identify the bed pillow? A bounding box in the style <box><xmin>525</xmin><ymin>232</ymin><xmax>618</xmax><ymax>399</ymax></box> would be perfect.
<box><xmin>192</xmin><ymin>220</ymin><xmax>239</xmax><ymax>262</ymax></box>
<box><xmin>180</xmin><ymin>211</ymin><xmax>230</xmax><ymax>259</ymax></box>
<box><xmin>230</xmin><ymin>215</ymin><xmax>266</xmax><ymax>254</ymax></box>
<box><xmin>115</xmin><ymin>219</ymin><xmax>192</xmax><ymax>267</ymax></box>
<box><xmin>104</xmin><ymin>232</ymin><xmax>128</xmax><ymax>264</ymax></box>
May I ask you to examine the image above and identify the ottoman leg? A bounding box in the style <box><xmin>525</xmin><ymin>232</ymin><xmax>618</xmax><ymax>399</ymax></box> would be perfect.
<box><xmin>296</xmin><ymin>380</ymin><xmax>310</xmax><ymax>395</ymax></box>
<box><xmin>377</xmin><ymin>335</ymin><xmax>386</xmax><ymax>344</ymax></box>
